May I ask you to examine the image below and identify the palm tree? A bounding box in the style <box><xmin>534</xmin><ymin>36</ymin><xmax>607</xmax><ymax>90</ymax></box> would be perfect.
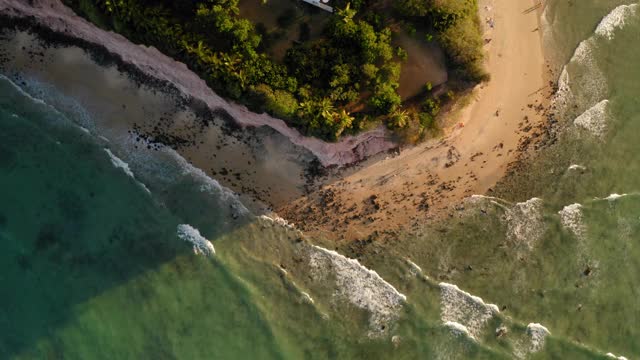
<box><xmin>318</xmin><ymin>98</ymin><xmax>335</xmax><ymax>122</ymax></box>
<box><xmin>388</xmin><ymin>109</ymin><xmax>410</xmax><ymax>129</ymax></box>
<box><xmin>337</xmin><ymin>3</ymin><xmax>356</xmax><ymax>23</ymax></box>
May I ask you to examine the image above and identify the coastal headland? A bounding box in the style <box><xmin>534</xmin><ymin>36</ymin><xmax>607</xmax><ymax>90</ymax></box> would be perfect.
<box><xmin>281</xmin><ymin>0</ymin><xmax>553</xmax><ymax>240</ymax></box>
<box><xmin>0</xmin><ymin>0</ymin><xmax>553</xmax><ymax>242</ymax></box>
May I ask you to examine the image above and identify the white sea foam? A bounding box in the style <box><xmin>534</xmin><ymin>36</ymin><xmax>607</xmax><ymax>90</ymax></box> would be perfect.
<box><xmin>163</xmin><ymin>148</ymin><xmax>249</xmax><ymax>217</ymax></box>
<box><xmin>438</xmin><ymin>283</ymin><xmax>499</xmax><ymax>339</ymax></box>
<box><xmin>606</xmin><ymin>352</ymin><xmax>629</xmax><ymax>360</ymax></box>
<box><xmin>308</xmin><ymin>245</ymin><xmax>406</xmax><ymax>338</ymax></box>
<box><xmin>554</xmin><ymin>4</ymin><xmax>636</xmax><ymax>121</ymax></box>
<box><xmin>595</xmin><ymin>4</ymin><xmax>638</xmax><ymax>40</ymax></box>
<box><xmin>466</xmin><ymin>194</ymin><xmax>510</xmax><ymax>210</ymax></box>
<box><xmin>104</xmin><ymin>148</ymin><xmax>134</xmax><ymax>178</ymax></box>
<box><xmin>559</xmin><ymin>203</ymin><xmax>586</xmax><ymax>239</ymax></box>
<box><xmin>505</xmin><ymin>198</ymin><xmax>545</xmax><ymax>251</ymax></box>
<box><xmin>568</xmin><ymin>164</ymin><xmax>587</xmax><ymax>171</ymax></box>
<box><xmin>104</xmin><ymin>148</ymin><xmax>151</xmax><ymax>194</ymax></box>
<box><xmin>444</xmin><ymin>321</ymin><xmax>472</xmax><ymax>339</ymax></box>
<box><xmin>259</xmin><ymin>214</ymin><xmax>296</xmax><ymax>230</ymax></box>
<box><xmin>177</xmin><ymin>224</ymin><xmax>215</xmax><ymax>256</ymax></box>
<box><xmin>570</xmin><ymin>40</ymin><xmax>606</xmax><ymax>109</ymax></box>
<box><xmin>596</xmin><ymin>193</ymin><xmax>629</xmax><ymax>202</ymax></box>
<box><xmin>526</xmin><ymin>323</ymin><xmax>550</xmax><ymax>353</ymax></box>
<box><xmin>553</xmin><ymin>38</ymin><xmax>606</xmax><ymax>118</ymax></box>
<box><xmin>574</xmin><ymin>99</ymin><xmax>609</xmax><ymax>137</ymax></box>
<box><xmin>468</xmin><ymin>194</ymin><xmax>504</xmax><ymax>202</ymax></box>
<box><xmin>301</xmin><ymin>292</ymin><xmax>315</xmax><ymax>304</ymax></box>
<box><xmin>406</xmin><ymin>258</ymin><xmax>423</xmax><ymax>276</ymax></box>
<box><xmin>552</xmin><ymin>65</ymin><xmax>575</xmax><ymax>119</ymax></box>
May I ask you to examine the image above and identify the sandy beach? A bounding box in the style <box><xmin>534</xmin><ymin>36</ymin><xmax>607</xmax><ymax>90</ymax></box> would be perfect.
<box><xmin>0</xmin><ymin>0</ymin><xmax>552</xmax><ymax>241</ymax></box>
<box><xmin>281</xmin><ymin>0</ymin><xmax>553</xmax><ymax>240</ymax></box>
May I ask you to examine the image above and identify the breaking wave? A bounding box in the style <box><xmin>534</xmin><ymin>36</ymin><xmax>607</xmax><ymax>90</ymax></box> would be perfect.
<box><xmin>526</xmin><ymin>323</ymin><xmax>550</xmax><ymax>353</ymax></box>
<box><xmin>595</xmin><ymin>4</ymin><xmax>638</xmax><ymax>40</ymax></box>
<box><xmin>177</xmin><ymin>224</ymin><xmax>215</xmax><ymax>257</ymax></box>
<box><xmin>438</xmin><ymin>282</ymin><xmax>499</xmax><ymax>340</ymax></box>
<box><xmin>552</xmin><ymin>3</ymin><xmax>638</xmax><ymax>121</ymax></box>
<box><xmin>573</xmin><ymin>99</ymin><xmax>610</xmax><ymax>137</ymax></box>
<box><xmin>104</xmin><ymin>148</ymin><xmax>151</xmax><ymax>194</ymax></box>
<box><xmin>558</xmin><ymin>203</ymin><xmax>586</xmax><ymax>240</ymax></box>
<box><xmin>505</xmin><ymin>198</ymin><xmax>545</xmax><ymax>252</ymax></box>
<box><xmin>308</xmin><ymin>245</ymin><xmax>406</xmax><ymax>338</ymax></box>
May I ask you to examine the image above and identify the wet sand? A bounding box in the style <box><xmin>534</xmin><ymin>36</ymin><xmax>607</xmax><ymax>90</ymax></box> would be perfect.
<box><xmin>0</xmin><ymin>30</ymin><xmax>312</xmax><ymax>211</ymax></box>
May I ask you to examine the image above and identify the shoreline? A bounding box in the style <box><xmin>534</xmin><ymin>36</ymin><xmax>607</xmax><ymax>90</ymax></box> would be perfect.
<box><xmin>281</xmin><ymin>0</ymin><xmax>554</xmax><ymax>241</ymax></box>
<box><xmin>0</xmin><ymin>0</ymin><xmax>554</xmax><ymax>242</ymax></box>
<box><xmin>0</xmin><ymin>0</ymin><xmax>398</xmax><ymax>169</ymax></box>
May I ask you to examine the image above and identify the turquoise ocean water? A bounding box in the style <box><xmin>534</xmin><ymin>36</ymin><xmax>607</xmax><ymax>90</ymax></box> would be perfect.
<box><xmin>1</xmin><ymin>1</ymin><xmax>640</xmax><ymax>359</ymax></box>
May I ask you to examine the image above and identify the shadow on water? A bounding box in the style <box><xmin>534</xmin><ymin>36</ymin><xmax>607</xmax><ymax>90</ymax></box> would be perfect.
<box><xmin>0</xmin><ymin>61</ymin><xmax>282</xmax><ymax>359</ymax></box>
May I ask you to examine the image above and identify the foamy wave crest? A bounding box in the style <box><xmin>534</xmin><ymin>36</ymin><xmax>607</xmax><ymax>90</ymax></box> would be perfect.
<box><xmin>405</xmin><ymin>258</ymin><xmax>423</xmax><ymax>277</ymax></box>
<box><xmin>568</xmin><ymin>164</ymin><xmax>587</xmax><ymax>172</ymax></box>
<box><xmin>595</xmin><ymin>193</ymin><xmax>630</xmax><ymax>202</ymax></box>
<box><xmin>505</xmin><ymin>198</ymin><xmax>545</xmax><ymax>252</ymax></box>
<box><xmin>606</xmin><ymin>352</ymin><xmax>629</xmax><ymax>360</ymax></box>
<box><xmin>444</xmin><ymin>321</ymin><xmax>472</xmax><ymax>339</ymax></box>
<box><xmin>554</xmin><ymin>4</ymin><xmax>637</xmax><ymax>121</ymax></box>
<box><xmin>438</xmin><ymin>283</ymin><xmax>499</xmax><ymax>339</ymax></box>
<box><xmin>526</xmin><ymin>323</ymin><xmax>550</xmax><ymax>353</ymax></box>
<box><xmin>465</xmin><ymin>194</ymin><xmax>510</xmax><ymax>211</ymax></box>
<box><xmin>300</xmin><ymin>292</ymin><xmax>315</xmax><ymax>304</ymax></box>
<box><xmin>177</xmin><ymin>224</ymin><xmax>215</xmax><ymax>256</ymax></box>
<box><xmin>177</xmin><ymin>156</ymin><xmax>246</xmax><ymax>213</ymax></box>
<box><xmin>308</xmin><ymin>245</ymin><xmax>406</xmax><ymax>338</ymax></box>
<box><xmin>595</xmin><ymin>4</ymin><xmax>638</xmax><ymax>40</ymax></box>
<box><xmin>559</xmin><ymin>203</ymin><xmax>586</xmax><ymax>239</ymax></box>
<box><xmin>553</xmin><ymin>67</ymin><xmax>574</xmax><ymax>113</ymax></box>
<box><xmin>574</xmin><ymin>99</ymin><xmax>610</xmax><ymax>137</ymax></box>
<box><xmin>104</xmin><ymin>148</ymin><xmax>151</xmax><ymax>194</ymax></box>
<box><xmin>259</xmin><ymin>214</ymin><xmax>296</xmax><ymax>230</ymax></box>
<box><xmin>568</xmin><ymin>40</ymin><xmax>606</xmax><ymax>111</ymax></box>
<box><xmin>162</xmin><ymin>147</ymin><xmax>249</xmax><ymax>218</ymax></box>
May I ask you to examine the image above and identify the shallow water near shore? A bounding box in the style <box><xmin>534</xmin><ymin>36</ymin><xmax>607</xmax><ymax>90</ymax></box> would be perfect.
<box><xmin>1</xmin><ymin>0</ymin><xmax>640</xmax><ymax>359</ymax></box>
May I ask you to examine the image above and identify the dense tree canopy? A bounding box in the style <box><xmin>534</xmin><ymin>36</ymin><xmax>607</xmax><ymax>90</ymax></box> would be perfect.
<box><xmin>65</xmin><ymin>0</ymin><xmax>487</xmax><ymax>141</ymax></box>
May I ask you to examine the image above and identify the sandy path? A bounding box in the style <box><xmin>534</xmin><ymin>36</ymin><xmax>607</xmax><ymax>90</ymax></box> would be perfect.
<box><xmin>281</xmin><ymin>0</ymin><xmax>551</xmax><ymax>240</ymax></box>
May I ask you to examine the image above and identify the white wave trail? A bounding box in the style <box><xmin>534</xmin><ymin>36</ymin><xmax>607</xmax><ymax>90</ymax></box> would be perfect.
<box><xmin>438</xmin><ymin>283</ymin><xmax>499</xmax><ymax>339</ymax></box>
<box><xmin>177</xmin><ymin>224</ymin><xmax>215</xmax><ymax>256</ymax></box>
<box><xmin>161</xmin><ymin>147</ymin><xmax>250</xmax><ymax>218</ymax></box>
<box><xmin>568</xmin><ymin>164</ymin><xmax>587</xmax><ymax>171</ymax></box>
<box><xmin>559</xmin><ymin>203</ymin><xmax>586</xmax><ymax>239</ymax></box>
<box><xmin>505</xmin><ymin>198</ymin><xmax>545</xmax><ymax>251</ymax></box>
<box><xmin>594</xmin><ymin>193</ymin><xmax>633</xmax><ymax>202</ymax></box>
<box><xmin>308</xmin><ymin>245</ymin><xmax>406</xmax><ymax>338</ymax></box>
<box><xmin>405</xmin><ymin>258</ymin><xmax>423</xmax><ymax>276</ymax></box>
<box><xmin>444</xmin><ymin>321</ymin><xmax>472</xmax><ymax>339</ymax></box>
<box><xmin>104</xmin><ymin>148</ymin><xmax>151</xmax><ymax>194</ymax></box>
<box><xmin>606</xmin><ymin>352</ymin><xmax>629</xmax><ymax>360</ymax></box>
<box><xmin>595</xmin><ymin>4</ymin><xmax>638</xmax><ymax>40</ymax></box>
<box><xmin>551</xmin><ymin>4</ymin><xmax>636</xmax><ymax>119</ymax></box>
<box><xmin>259</xmin><ymin>214</ymin><xmax>296</xmax><ymax>230</ymax></box>
<box><xmin>574</xmin><ymin>99</ymin><xmax>610</xmax><ymax>137</ymax></box>
<box><xmin>527</xmin><ymin>323</ymin><xmax>550</xmax><ymax>353</ymax></box>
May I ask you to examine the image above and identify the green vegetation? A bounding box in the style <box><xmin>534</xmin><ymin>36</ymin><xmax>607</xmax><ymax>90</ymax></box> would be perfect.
<box><xmin>395</xmin><ymin>0</ymin><xmax>488</xmax><ymax>82</ymax></box>
<box><xmin>63</xmin><ymin>0</ymin><xmax>487</xmax><ymax>142</ymax></box>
